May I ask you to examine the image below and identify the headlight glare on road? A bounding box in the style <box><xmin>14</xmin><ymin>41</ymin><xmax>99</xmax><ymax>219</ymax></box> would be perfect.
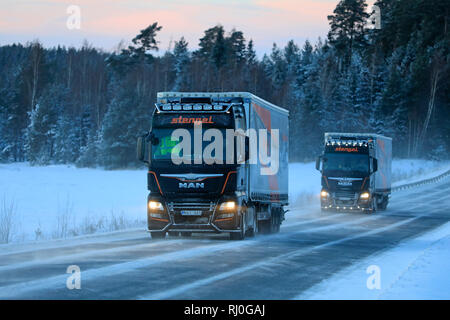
<box><xmin>219</xmin><ymin>201</ymin><xmax>236</xmax><ymax>211</ymax></box>
<box><xmin>360</xmin><ymin>192</ymin><xmax>370</xmax><ymax>200</ymax></box>
<box><xmin>148</xmin><ymin>201</ymin><xmax>164</xmax><ymax>211</ymax></box>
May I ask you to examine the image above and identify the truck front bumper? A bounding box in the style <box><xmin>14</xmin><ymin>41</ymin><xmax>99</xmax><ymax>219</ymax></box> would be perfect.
<box><xmin>320</xmin><ymin>192</ymin><xmax>371</xmax><ymax>212</ymax></box>
<box><xmin>147</xmin><ymin>198</ymin><xmax>242</xmax><ymax>233</ymax></box>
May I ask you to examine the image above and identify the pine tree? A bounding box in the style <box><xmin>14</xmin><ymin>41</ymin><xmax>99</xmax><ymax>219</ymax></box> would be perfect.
<box><xmin>327</xmin><ymin>0</ymin><xmax>370</xmax><ymax>69</ymax></box>
<box><xmin>172</xmin><ymin>37</ymin><xmax>191</xmax><ymax>91</ymax></box>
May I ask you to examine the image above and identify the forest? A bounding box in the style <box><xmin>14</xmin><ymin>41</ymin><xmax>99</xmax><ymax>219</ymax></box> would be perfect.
<box><xmin>0</xmin><ymin>0</ymin><xmax>449</xmax><ymax>168</ymax></box>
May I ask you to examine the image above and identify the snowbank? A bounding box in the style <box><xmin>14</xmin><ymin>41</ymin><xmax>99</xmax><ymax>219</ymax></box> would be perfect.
<box><xmin>391</xmin><ymin>159</ymin><xmax>450</xmax><ymax>186</ymax></box>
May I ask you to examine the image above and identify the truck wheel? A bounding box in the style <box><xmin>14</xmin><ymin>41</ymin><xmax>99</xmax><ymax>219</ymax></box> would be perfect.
<box><xmin>230</xmin><ymin>213</ymin><xmax>246</xmax><ymax>240</ymax></box>
<box><xmin>258</xmin><ymin>211</ymin><xmax>281</xmax><ymax>234</ymax></box>
<box><xmin>365</xmin><ymin>197</ymin><xmax>377</xmax><ymax>214</ymax></box>
<box><xmin>245</xmin><ymin>208</ymin><xmax>257</xmax><ymax>237</ymax></box>
<box><xmin>150</xmin><ymin>232</ymin><xmax>166</xmax><ymax>239</ymax></box>
<box><xmin>257</xmin><ymin>219</ymin><xmax>271</xmax><ymax>234</ymax></box>
<box><xmin>378</xmin><ymin>196</ymin><xmax>389</xmax><ymax>211</ymax></box>
<box><xmin>180</xmin><ymin>232</ymin><xmax>192</xmax><ymax>237</ymax></box>
<box><xmin>271</xmin><ymin>211</ymin><xmax>281</xmax><ymax>233</ymax></box>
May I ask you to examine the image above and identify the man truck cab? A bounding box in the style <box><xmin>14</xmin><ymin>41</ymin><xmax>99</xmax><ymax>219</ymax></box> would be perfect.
<box><xmin>316</xmin><ymin>133</ymin><xmax>392</xmax><ymax>213</ymax></box>
<box><xmin>137</xmin><ymin>92</ymin><xmax>289</xmax><ymax>239</ymax></box>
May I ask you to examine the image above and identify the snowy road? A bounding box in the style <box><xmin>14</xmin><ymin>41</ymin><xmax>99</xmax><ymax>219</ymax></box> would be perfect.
<box><xmin>0</xmin><ymin>176</ymin><xmax>449</xmax><ymax>299</ymax></box>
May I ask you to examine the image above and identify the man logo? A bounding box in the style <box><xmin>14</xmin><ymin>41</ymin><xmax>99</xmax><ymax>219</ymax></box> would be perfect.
<box><xmin>179</xmin><ymin>182</ymin><xmax>204</xmax><ymax>189</ymax></box>
<box><xmin>338</xmin><ymin>178</ymin><xmax>353</xmax><ymax>186</ymax></box>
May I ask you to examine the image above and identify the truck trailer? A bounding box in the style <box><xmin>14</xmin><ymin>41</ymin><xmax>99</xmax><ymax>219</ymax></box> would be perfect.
<box><xmin>316</xmin><ymin>133</ymin><xmax>392</xmax><ymax>213</ymax></box>
<box><xmin>137</xmin><ymin>92</ymin><xmax>289</xmax><ymax>240</ymax></box>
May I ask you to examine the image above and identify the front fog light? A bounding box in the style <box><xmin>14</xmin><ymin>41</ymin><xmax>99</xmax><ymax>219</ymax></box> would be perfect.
<box><xmin>217</xmin><ymin>213</ymin><xmax>234</xmax><ymax>220</ymax></box>
<box><xmin>149</xmin><ymin>213</ymin><xmax>165</xmax><ymax>219</ymax></box>
<box><xmin>148</xmin><ymin>201</ymin><xmax>164</xmax><ymax>211</ymax></box>
<box><xmin>360</xmin><ymin>192</ymin><xmax>370</xmax><ymax>200</ymax></box>
<box><xmin>219</xmin><ymin>201</ymin><xmax>236</xmax><ymax>211</ymax></box>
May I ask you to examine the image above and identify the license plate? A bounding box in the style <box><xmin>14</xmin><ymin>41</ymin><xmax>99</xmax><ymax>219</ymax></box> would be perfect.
<box><xmin>180</xmin><ymin>210</ymin><xmax>203</xmax><ymax>216</ymax></box>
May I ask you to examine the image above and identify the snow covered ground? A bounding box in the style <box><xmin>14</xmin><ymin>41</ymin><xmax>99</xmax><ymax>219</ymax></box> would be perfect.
<box><xmin>0</xmin><ymin>163</ymin><xmax>148</xmax><ymax>242</ymax></box>
<box><xmin>298</xmin><ymin>221</ymin><xmax>450</xmax><ymax>300</ymax></box>
<box><xmin>0</xmin><ymin>159</ymin><xmax>449</xmax><ymax>243</ymax></box>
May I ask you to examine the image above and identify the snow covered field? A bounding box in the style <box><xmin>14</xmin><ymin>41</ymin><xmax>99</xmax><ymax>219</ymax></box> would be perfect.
<box><xmin>0</xmin><ymin>164</ymin><xmax>148</xmax><ymax>243</ymax></box>
<box><xmin>0</xmin><ymin>159</ymin><xmax>449</xmax><ymax>243</ymax></box>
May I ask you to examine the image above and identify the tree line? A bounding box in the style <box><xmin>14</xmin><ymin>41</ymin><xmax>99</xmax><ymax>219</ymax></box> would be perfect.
<box><xmin>0</xmin><ymin>0</ymin><xmax>449</xmax><ymax>168</ymax></box>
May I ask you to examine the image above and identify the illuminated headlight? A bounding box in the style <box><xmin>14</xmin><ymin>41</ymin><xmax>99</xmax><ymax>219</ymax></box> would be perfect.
<box><xmin>359</xmin><ymin>192</ymin><xmax>370</xmax><ymax>200</ymax></box>
<box><xmin>148</xmin><ymin>201</ymin><xmax>164</xmax><ymax>211</ymax></box>
<box><xmin>320</xmin><ymin>190</ymin><xmax>329</xmax><ymax>198</ymax></box>
<box><xmin>219</xmin><ymin>201</ymin><xmax>236</xmax><ymax>211</ymax></box>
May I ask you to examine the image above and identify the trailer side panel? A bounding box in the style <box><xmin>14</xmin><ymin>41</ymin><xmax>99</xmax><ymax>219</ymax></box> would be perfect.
<box><xmin>248</xmin><ymin>99</ymin><xmax>289</xmax><ymax>204</ymax></box>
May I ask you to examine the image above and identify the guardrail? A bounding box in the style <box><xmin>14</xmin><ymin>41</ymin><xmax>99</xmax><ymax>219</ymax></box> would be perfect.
<box><xmin>392</xmin><ymin>169</ymin><xmax>450</xmax><ymax>192</ymax></box>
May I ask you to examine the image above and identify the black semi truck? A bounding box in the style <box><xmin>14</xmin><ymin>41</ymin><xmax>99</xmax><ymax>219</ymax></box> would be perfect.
<box><xmin>137</xmin><ymin>92</ymin><xmax>289</xmax><ymax>240</ymax></box>
<box><xmin>316</xmin><ymin>133</ymin><xmax>392</xmax><ymax>213</ymax></box>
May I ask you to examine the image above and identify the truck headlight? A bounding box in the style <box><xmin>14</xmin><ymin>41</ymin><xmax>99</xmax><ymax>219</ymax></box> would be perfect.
<box><xmin>320</xmin><ymin>190</ymin><xmax>329</xmax><ymax>198</ymax></box>
<box><xmin>219</xmin><ymin>201</ymin><xmax>236</xmax><ymax>211</ymax></box>
<box><xmin>148</xmin><ymin>201</ymin><xmax>164</xmax><ymax>211</ymax></box>
<box><xmin>359</xmin><ymin>192</ymin><xmax>370</xmax><ymax>200</ymax></box>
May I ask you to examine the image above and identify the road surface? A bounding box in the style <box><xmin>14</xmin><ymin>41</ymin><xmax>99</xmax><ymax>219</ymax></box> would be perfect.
<box><xmin>0</xmin><ymin>176</ymin><xmax>449</xmax><ymax>299</ymax></box>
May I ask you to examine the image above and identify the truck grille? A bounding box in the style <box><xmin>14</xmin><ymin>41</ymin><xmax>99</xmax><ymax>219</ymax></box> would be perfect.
<box><xmin>334</xmin><ymin>190</ymin><xmax>356</xmax><ymax>199</ymax></box>
<box><xmin>168</xmin><ymin>202</ymin><xmax>215</xmax><ymax>212</ymax></box>
<box><xmin>167</xmin><ymin>201</ymin><xmax>216</xmax><ymax>225</ymax></box>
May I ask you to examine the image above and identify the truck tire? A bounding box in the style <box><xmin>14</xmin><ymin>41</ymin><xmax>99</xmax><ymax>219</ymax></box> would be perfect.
<box><xmin>150</xmin><ymin>232</ymin><xmax>166</xmax><ymax>239</ymax></box>
<box><xmin>245</xmin><ymin>207</ymin><xmax>257</xmax><ymax>237</ymax></box>
<box><xmin>378</xmin><ymin>196</ymin><xmax>389</xmax><ymax>211</ymax></box>
<box><xmin>257</xmin><ymin>219</ymin><xmax>271</xmax><ymax>234</ymax></box>
<box><xmin>258</xmin><ymin>209</ymin><xmax>281</xmax><ymax>234</ymax></box>
<box><xmin>365</xmin><ymin>196</ymin><xmax>377</xmax><ymax>214</ymax></box>
<box><xmin>230</xmin><ymin>213</ymin><xmax>246</xmax><ymax>240</ymax></box>
<box><xmin>271</xmin><ymin>210</ymin><xmax>281</xmax><ymax>233</ymax></box>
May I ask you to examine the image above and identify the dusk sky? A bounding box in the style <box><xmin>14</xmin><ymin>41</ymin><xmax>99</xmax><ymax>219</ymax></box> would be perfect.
<box><xmin>0</xmin><ymin>0</ymin><xmax>375</xmax><ymax>56</ymax></box>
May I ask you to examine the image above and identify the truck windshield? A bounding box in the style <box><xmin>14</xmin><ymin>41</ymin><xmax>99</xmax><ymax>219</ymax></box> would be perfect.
<box><xmin>323</xmin><ymin>153</ymin><xmax>369</xmax><ymax>176</ymax></box>
<box><xmin>151</xmin><ymin>128</ymin><xmax>228</xmax><ymax>163</ymax></box>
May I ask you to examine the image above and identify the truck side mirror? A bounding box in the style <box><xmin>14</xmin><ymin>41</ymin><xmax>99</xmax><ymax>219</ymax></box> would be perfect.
<box><xmin>372</xmin><ymin>158</ymin><xmax>378</xmax><ymax>173</ymax></box>
<box><xmin>137</xmin><ymin>133</ymin><xmax>150</xmax><ymax>164</ymax></box>
<box><xmin>315</xmin><ymin>156</ymin><xmax>322</xmax><ymax>171</ymax></box>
